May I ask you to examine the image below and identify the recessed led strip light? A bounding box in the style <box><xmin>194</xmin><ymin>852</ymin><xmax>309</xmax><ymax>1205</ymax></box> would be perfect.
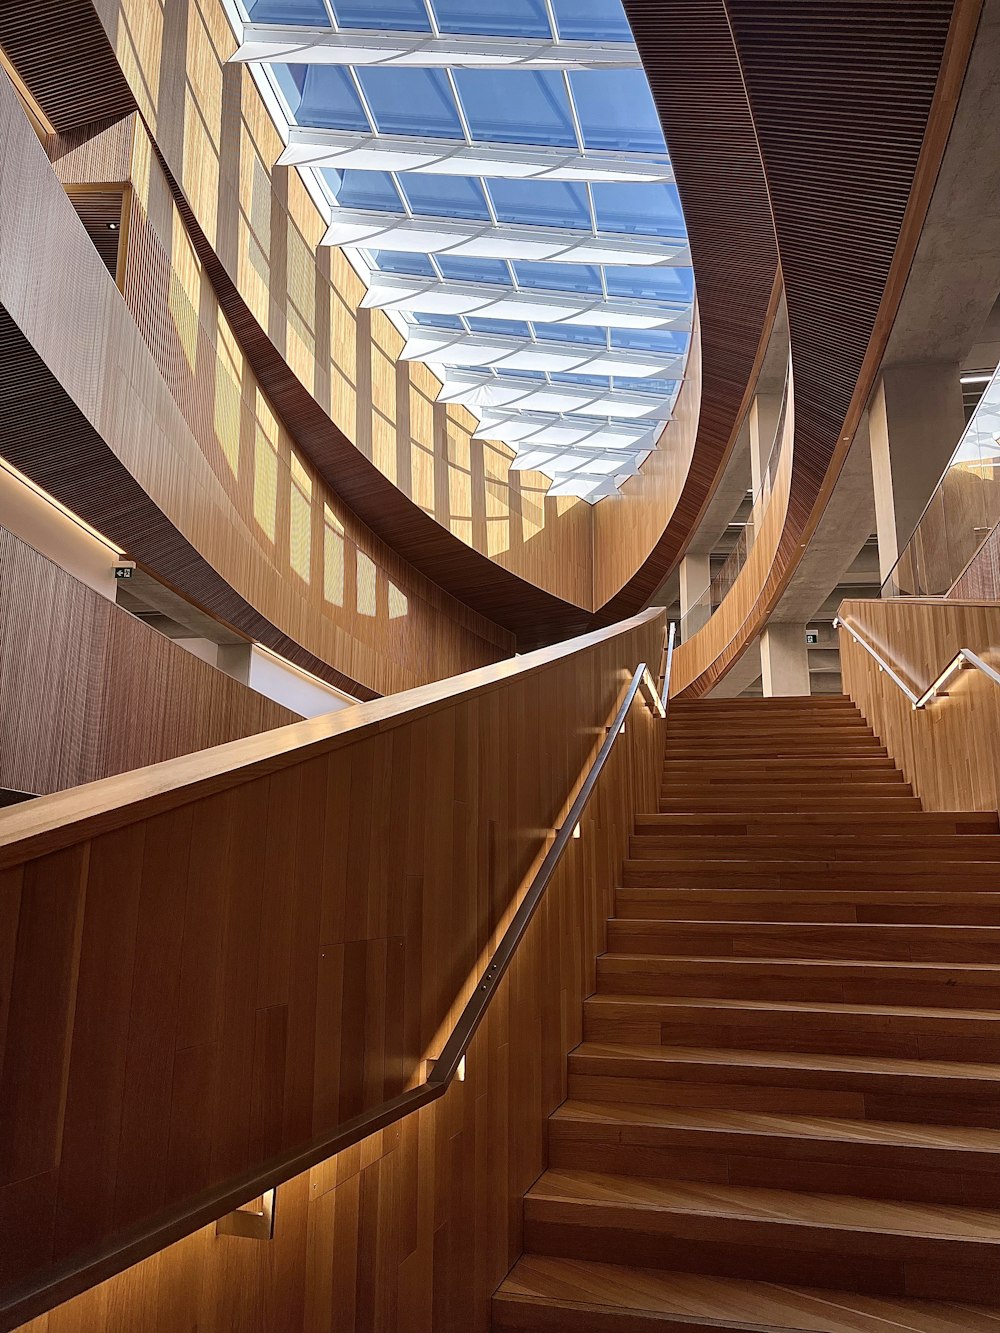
<box><xmin>226</xmin><ymin>0</ymin><xmax>695</xmax><ymax>499</ymax></box>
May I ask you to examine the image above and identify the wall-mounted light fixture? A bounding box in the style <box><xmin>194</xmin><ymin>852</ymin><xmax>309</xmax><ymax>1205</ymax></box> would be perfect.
<box><xmin>216</xmin><ymin>1188</ymin><xmax>276</xmax><ymax>1241</ymax></box>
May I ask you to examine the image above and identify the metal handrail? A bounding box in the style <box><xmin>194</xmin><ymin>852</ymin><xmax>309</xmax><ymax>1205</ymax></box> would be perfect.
<box><xmin>661</xmin><ymin>620</ymin><xmax>677</xmax><ymax>711</ymax></box>
<box><xmin>0</xmin><ymin>659</ymin><xmax>666</xmax><ymax>1328</ymax></box>
<box><xmin>834</xmin><ymin>615</ymin><xmax>1000</xmax><ymax>710</ymax></box>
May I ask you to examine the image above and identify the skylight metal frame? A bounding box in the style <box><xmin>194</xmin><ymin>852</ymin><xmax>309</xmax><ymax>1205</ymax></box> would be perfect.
<box><xmin>226</xmin><ymin>0</ymin><xmax>695</xmax><ymax>498</ymax></box>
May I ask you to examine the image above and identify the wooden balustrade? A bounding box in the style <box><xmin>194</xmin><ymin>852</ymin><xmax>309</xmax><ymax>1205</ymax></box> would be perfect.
<box><xmin>839</xmin><ymin>597</ymin><xmax>1000</xmax><ymax>815</ymax></box>
<box><xmin>0</xmin><ymin>608</ymin><xmax>664</xmax><ymax>1331</ymax></box>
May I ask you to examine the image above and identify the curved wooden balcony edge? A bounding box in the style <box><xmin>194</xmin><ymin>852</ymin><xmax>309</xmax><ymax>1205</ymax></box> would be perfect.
<box><xmin>660</xmin><ymin>0</ymin><xmax>979</xmax><ymax>698</ymax></box>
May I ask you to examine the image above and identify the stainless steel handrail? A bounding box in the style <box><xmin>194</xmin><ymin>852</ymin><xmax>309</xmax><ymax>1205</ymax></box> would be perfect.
<box><xmin>834</xmin><ymin>615</ymin><xmax>1000</xmax><ymax>710</ymax></box>
<box><xmin>0</xmin><ymin>659</ymin><xmax>666</xmax><ymax>1328</ymax></box>
<box><xmin>661</xmin><ymin>619</ymin><xmax>677</xmax><ymax>711</ymax></box>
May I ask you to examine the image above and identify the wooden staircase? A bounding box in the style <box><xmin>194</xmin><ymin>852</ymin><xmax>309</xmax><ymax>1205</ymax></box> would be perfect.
<box><xmin>493</xmin><ymin>695</ymin><xmax>1000</xmax><ymax>1332</ymax></box>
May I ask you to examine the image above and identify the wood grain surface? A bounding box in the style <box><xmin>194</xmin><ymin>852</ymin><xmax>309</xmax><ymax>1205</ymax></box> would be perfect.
<box><xmin>839</xmin><ymin>597</ymin><xmax>1000</xmax><ymax>816</ymax></box>
<box><xmin>1</xmin><ymin>608</ymin><xmax>664</xmax><ymax>1330</ymax></box>
<box><xmin>0</xmin><ymin>523</ymin><xmax>298</xmax><ymax>795</ymax></box>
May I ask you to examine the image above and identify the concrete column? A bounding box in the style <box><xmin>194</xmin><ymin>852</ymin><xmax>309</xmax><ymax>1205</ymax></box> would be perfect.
<box><xmin>868</xmin><ymin>362</ymin><xmax>965</xmax><ymax>582</ymax></box>
<box><xmin>760</xmin><ymin>623</ymin><xmax>811</xmax><ymax>697</ymax></box>
<box><xmin>749</xmin><ymin>393</ymin><xmax>783</xmax><ymax>496</ymax></box>
<box><xmin>679</xmin><ymin>551</ymin><xmax>711</xmax><ymax>637</ymax></box>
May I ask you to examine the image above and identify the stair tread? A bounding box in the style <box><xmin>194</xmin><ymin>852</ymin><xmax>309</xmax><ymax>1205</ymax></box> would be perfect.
<box><xmin>587</xmin><ymin>993</ymin><xmax>1000</xmax><ymax>1022</ymax></box>
<box><xmin>551</xmin><ymin>1100</ymin><xmax>1000</xmax><ymax>1153</ymax></box>
<box><xmin>602</xmin><ymin>953</ymin><xmax>1000</xmax><ymax>975</ymax></box>
<box><xmin>527</xmin><ymin>1170</ymin><xmax>1000</xmax><ymax>1240</ymax></box>
<box><xmin>571</xmin><ymin>1041</ymin><xmax>1000</xmax><ymax>1081</ymax></box>
<box><xmin>495</xmin><ymin>1256</ymin><xmax>1000</xmax><ymax>1330</ymax></box>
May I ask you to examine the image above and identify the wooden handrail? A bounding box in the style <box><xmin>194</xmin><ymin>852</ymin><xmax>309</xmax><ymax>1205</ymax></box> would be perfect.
<box><xmin>834</xmin><ymin>615</ymin><xmax>1000</xmax><ymax>709</ymax></box>
<box><xmin>0</xmin><ymin>653</ymin><xmax>667</xmax><ymax>1328</ymax></box>
<box><xmin>0</xmin><ymin>607</ymin><xmax>664</xmax><ymax>869</ymax></box>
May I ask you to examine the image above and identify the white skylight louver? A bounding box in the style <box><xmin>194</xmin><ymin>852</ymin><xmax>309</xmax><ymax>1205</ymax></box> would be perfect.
<box><xmin>227</xmin><ymin>0</ymin><xmax>694</xmax><ymax>500</ymax></box>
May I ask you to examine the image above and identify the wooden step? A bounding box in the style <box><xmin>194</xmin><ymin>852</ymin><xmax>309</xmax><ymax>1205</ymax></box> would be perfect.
<box><xmin>614</xmin><ymin>889</ymin><xmax>1000</xmax><ymax>924</ymax></box>
<box><xmin>637</xmin><ymin>811</ymin><xmax>1000</xmax><ymax>834</ymax></box>
<box><xmin>567</xmin><ymin>1042</ymin><xmax>1000</xmax><ymax>1127</ymax></box>
<box><xmin>548</xmin><ymin>1101</ymin><xmax>1000</xmax><ymax>1206</ymax></box>
<box><xmin>582</xmin><ymin>993</ymin><xmax>1000</xmax><ymax>1061</ymax></box>
<box><xmin>607</xmin><ymin>919</ymin><xmax>1000</xmax><ymax>961</ymax></box>
<box><xmin>661</xmin><ymin>771</ymin><xmax>907</xmax><ymax>788</ymax></box>
<box><xmin>658</xmin><ymin>795</ymin><xmax>924</xmax><ymax>812</ymax></box>
<box><xmin>596</xmin><ymin>955</ymin><xmax>1000</xmax><ymax>1008</ymax></box>
<box><xmin>661</xmin><ymin>757</ymin><xmax>900</xmax><ymax>772</ymax></box>
<box><xmin>630</xmin><ymin>835</ymin><xmax>1000</xmax><ymax>861</ymax></box>
<box><xmin>621</xmin><ymin>861</ymin><xmax>1000</xmax><ymax>890</ymax></box>
<box><xmin>523</xmin><ymin>1169</ymin><xmax>1000</xmax><ymax>1300</ymax></box>
<box><xmin>493</xmin><ymin>1256</ymin><xmax>1000</xmax><ymax>1332</ymax></box>
<box><xmin>665</xmin><ymin>746</ymin><xmax>889</xmax><ymax>759</ymax></box>
<box><xmin>660</xmin><ymin>782</ymin><xmax>912</xmax><ymax>800</ymax></box>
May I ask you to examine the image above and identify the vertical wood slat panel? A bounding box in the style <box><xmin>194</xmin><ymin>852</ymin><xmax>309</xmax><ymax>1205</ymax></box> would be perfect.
<box><xmin>0</xmin><ymin>609</ymin><xmax>663</xmax><ymax>1331</ymax></box>
<box><xmin>840</xmin><ymin>597</ymin><xmax>1000</xmax><ymax>816</ymax></box>
<box><xmin>0</xmin><ymin>524</ymin><xmax>298</xmax><ymax>796</ymax></box>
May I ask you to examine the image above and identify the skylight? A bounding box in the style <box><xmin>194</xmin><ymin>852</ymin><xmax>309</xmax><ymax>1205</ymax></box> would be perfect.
<box><xmin>228</xmin><ymin>0</ymin><xmax>694</xmax><ymax>500</ymax></box>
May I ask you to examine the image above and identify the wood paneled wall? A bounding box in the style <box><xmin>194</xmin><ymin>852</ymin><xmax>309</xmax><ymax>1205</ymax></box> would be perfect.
<box><xmin>597</xmin><ymin>0</ymin><xmax>781</xmax><ymax>620</ymax></box>
<box><xmin>839</xmin><ymin>597</ymin><xmax>1000</xmax><ymax>813</ymax></box>
<box><xmin>0</xmin><ymin>524</ymin><xmax>298</xmax><ymax>795</ymax></box>
<box><xmin>670</xmin><ymin>364</ymin><xmax>794</xmax><ymax>694</ymax></box>
<box><xmin>0</xmin><ymin>609</ymin><xmax>664</xmax><ymax>1331</ymax></box>
<box><xmin>0</xmin><ymin>71</ymin><xmax>511</xmax><ymax>701</ymax></box>
<box><xmin>656</xmin><ymin>0</ymin><xmax>975</xmax><ymax>696</ymax></box>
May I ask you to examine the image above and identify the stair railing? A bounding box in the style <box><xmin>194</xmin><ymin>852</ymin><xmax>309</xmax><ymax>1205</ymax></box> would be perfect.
<box><xmin>834</xmin><ymin>615</ymin><xmax>1000</xmax><ymax>710</ymax></box>
<box><xmin>1</xmin><ymin>656</ymin><xmax>666</xmax><ymax>1327</ymax></box>
<box><xmin>660</xmin><ymin>619</ymin><xmax>677</xmax><ymax>712</ymax></box>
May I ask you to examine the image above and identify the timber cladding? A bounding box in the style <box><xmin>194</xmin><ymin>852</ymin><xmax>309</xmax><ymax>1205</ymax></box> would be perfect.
<box><xmin>0</xmin><ymin>70</ymin><xmax>511</xmax><ymax>701</ymax></box>
<box><xmin>667</xmin><ymin>0</ymin><xmax>976</xmax><ymax>695</ymax></box>
<box><xmin>0</xmin><ymin>610</ymin><xmax>664</xmax><ymax>1332</ymax></box>
<box><xmin>0</xmin><ymin>524</ymin><xmax>298</xmax><ymax>795</ymax></box>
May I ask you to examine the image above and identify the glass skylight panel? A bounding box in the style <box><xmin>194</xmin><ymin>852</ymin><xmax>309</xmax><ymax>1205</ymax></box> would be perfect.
<box><xmin>485</xmin><ymin>179</ymin><xmax>591</xmax><ymax>230</ymax></box>
<box><xmin>271</xmin><ymin>63</ymin><xmax>307</xmax><ymax>119</ymax></box>
<box><xmin>399</xmin><ymin>175</ymin><xmax>491</xmax><ymax>220</ymax></box>
<box><xmin>466</xmin><ymin>317</ymin><xmax>532</xmax><ymax>336</ymax></box>
<box><xmin>591</xmin><ymin>181</ymin><xmax>685</xmax><ymax>235</ymax></box>
<box><xmin>550</xmin><ymin>0</ymin><xmax>633</xmax><ymax>42</ymax></box>
<box><xmin>292</xmin><ymin>66</ymin><xmax>369</xmax><ymax>130</ymax></box>
<box><xmin>534</xmin><ymin>323</ymin><xmax>606</xmax><ymax>345</ymax></box>
<box><xmin>357</xmin><ymin>69</ymin><xmax>463</xmax><ymax>138</ymax></box>
<box><xmin>570</xmin><ymin>71</ymin><xmax>666</xmax><ymax>153</ymax></box>
<box><xmin>250</xmin><ymin>0</ymin><xmax>330</xmax><ymax>24</ymax></box>
<box><xmin>614</xmin><ymin>376</ymin><xmax>680</xmax><ymax>395</ymax></box>
<box><xmin>324</xmin><ymin>169</ymin><xmax>405</xmax><ymax>211</ymax></box>
<box><xmin>454</xmin><ymin>71</ymin><xmax>576</xmax><ymax>147</ymax></box>
<box><xmin>550</xmin><ymin>373</ymin><xmax>613</xmax><ymax>388</ymax></box>
<box><xmin>370</xmin><ymin>249</ymin><xmax>437</xmax><ymax>276</ymax></box>
<box><xmin>611</xmin><ymin>328</ymin><xmax>689</xmax><ymax>353</ymax></box>
<box><xmin>430</xmin><ymin>0</ymin><xmax>550</xmax><ymax>36</ymax></box>
<box><xmin>331</xmin><ymin>0</ymin><xmax>431</xmax><ymax>30</ymax></box>
<box><xmin>436</xmin><ymin>255</ymin><xmax>513</xmax><ymax>285</ymax></box>
<box><xmin>512</xmin><ymin>262</ymin><xmax>604</xmax><ymax>294</ymax></box>
<box><xmin>231</xmin><ymin>0</ymin><xmax>696</xmax><ymax>499</ymax></box>
<box><xmin>412</xmin><ymin>312</ymin><xmax>465</xmax><ymax>329</ymax></box>
<box><xmin>605</xmin><ymin>265</ymin><xmax>695</xmax><ymax>301</ymax></box>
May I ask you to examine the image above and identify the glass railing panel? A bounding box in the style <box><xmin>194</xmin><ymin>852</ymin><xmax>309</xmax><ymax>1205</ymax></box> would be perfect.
<box><xmin>884</xmin><ymin>363</ymin><xmax>1000</xmax><ymax>596</ymax></box>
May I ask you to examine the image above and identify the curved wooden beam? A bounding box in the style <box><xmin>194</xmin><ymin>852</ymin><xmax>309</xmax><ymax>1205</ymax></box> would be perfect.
<box><xmin>674</xmin><ymin>0</ymin><xmax>981</xmax><ymax>694</ymax></box>
<box><xmin>593</xmin><ymin>0</ymin><xmax>779</xmax><ymax>624</ymax></box>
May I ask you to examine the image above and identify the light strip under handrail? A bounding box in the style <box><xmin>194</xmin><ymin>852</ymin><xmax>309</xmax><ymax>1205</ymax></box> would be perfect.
<box><xmin>0</xmin><ymin>660</ymin><xmax>666</xmax><ymax>1329</ymax></box>
<box><xmin>834</xmin><ymin>615</ymin><xmax>1000</xmax><ymax>710</ymax></box>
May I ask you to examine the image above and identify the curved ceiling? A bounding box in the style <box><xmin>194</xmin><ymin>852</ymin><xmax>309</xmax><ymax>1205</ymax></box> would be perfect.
<box><xmin>227</xmin><ymin>0</ymin><xmax>694</xmax><ymax>500</ymax></box>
